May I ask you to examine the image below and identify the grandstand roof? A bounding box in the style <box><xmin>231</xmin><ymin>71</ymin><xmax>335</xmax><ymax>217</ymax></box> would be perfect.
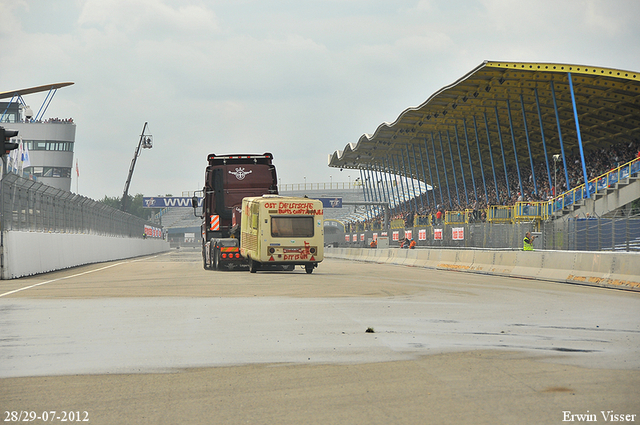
<box><xmin>328</xmin><ymin>61</ymin><xmax>640</xmax><ymax>181</ymax></box>
<box><xmin>0</xmin><ymin>82</ymin><xmax>74</xmax><ymax>100</ymax></box>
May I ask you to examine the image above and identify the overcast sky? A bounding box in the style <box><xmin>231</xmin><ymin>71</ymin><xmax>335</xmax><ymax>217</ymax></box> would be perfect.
<box><xmin>2</xmin><ymin>0</ymin><xmax>640</xmax><ymax>200</ymax></box>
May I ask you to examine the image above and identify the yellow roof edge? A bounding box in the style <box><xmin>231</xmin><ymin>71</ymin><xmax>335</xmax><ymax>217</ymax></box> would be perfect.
<box><xmin>484</xmin><ymin>61</ymin><xmax>639</xmax><ymax>81</ymax></box>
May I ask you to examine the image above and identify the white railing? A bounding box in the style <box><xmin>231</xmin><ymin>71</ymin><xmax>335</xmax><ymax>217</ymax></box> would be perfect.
<box><xmin>279</xmin><ymin>182</ymin><xmax>361</xmax><ymax>192</ymax></box>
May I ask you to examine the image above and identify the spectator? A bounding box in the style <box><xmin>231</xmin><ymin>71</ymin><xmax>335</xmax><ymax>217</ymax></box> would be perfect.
<box><xmin>523</xmin><ymin>231</ymin><xmax>535</xmax><ymax>251</ymax></box>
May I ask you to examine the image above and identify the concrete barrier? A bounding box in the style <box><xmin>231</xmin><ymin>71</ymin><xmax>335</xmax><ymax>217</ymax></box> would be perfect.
<box><xmin>1</xmin><ymin>231</ymin><xmax>170</xmax><ymax>279</ymax></box>
<box><xmin>511</xmin><ymin>251</ymin><xmax>545</xmax><ymax>279</ymax></box>
<box><xmin>325</xmin><ymin>247</ymin><xmax>640</xmax><ymax>292</ymax></box>
<box><xmin>565</xmin><ymin>251</ymin><xmax>640</xmax><ymax>291</ymax></box>
<box><xmin>537</xmin><ymin>251</ymin><xmax>576</xmax><ymax>282</ymax></box>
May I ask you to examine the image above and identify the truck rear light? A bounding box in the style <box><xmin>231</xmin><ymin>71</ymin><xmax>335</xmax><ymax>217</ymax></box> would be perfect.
<box><xmin>310</xmin><ymin>247</ymin><xmax>316</xmax><ymax>254</ymax></box>
<box><xmin>221</xmin><ymin>253</ymin><xmax>227</xmax><ymax>259</ymax></box>
<box><xmin>235</xmin><ymin>253</ymin><xmax>241</xmax><ymax>258</ymax></box>
<box><xmin>268</xmin><ymin>247</ymin><xmax>275</xmax><ymax>254</ymax></box>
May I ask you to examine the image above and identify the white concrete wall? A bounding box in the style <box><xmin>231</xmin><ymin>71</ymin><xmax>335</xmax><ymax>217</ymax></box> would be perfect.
<box><xmin>1</xmin><ymin>231</ymin><xmax>170</xmax><ymax>279</ymax></box>
<box><xmin>325</xmin><ymin>247</ymin><xmax>640</xmax><ymax>292</ymax></box>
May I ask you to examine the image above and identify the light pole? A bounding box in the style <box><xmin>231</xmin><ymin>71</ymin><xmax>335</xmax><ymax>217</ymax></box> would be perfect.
<box><xmin>304</xmin><ymin>176</ymin><xmax>306</xmax><ymax>190</ymax></box>
<box><xmin>330</xmin><ymin>175</ymin><xmax>332</xmax><ymax>188</ymax></box>
<box><xmin>553</xmin><ymin>154</ymin><xmax>560</xmax><ymax>197</ymax></box>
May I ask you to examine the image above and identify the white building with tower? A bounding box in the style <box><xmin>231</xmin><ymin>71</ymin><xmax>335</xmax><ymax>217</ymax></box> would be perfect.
<box><xmin>0</xmin><ymin>82</ymin><xmax>76</xmax><ymax>192</ymax></box>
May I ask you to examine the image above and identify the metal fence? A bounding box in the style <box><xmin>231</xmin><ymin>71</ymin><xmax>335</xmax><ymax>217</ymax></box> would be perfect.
<box><xmin>544</xmin><ymin>209</ymin><xmax>640</xmax><ymax>251</ymax></box>
<box><xmin>549</xmin><ymin>157</ymin><xmax>640</xmax><ymax>215</ymax></box>
<box><xmin>0</xmin><ymin>173</ymin><xmax>154</xmax><ymax>238</ymax></box>
<box><xmin>329</xmin><ymin>210</ymin><xmax>640</xmax><ymax>251</ymax></box>
<box><xmin>331</xmin><ymin>221</ymin><xmax>537</xmax><ymax>250</ymax></box>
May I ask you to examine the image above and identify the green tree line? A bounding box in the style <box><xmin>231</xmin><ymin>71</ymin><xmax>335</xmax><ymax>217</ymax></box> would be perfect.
<box><xmin>99</xmin><ymin>194</ymin><xmax>154</xmax><ymax>220</ymax></box>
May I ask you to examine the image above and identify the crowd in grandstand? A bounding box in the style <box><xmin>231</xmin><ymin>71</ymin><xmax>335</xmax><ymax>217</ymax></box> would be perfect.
<box><xmin>353</xmin><ymin>139</ymin><xmax>640</xmax><ymax>228</ymax></box>
<box><xmin>24</xmin><ymin>117</ymin><xmax>75</xmax><ymax>124</ymax></box>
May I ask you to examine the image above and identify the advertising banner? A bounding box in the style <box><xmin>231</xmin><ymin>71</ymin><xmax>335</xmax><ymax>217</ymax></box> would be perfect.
<box><xmin>434</xmin><ymin>228</ymin><xmax>443</xmax><ymax>240</ymax></box>
<box><xmin>315</xmin><ymin>197</ymin><xmax>342</xmax><ymax>208</ymax></box>
<box><xmin>452</xmin><ymin>227</ymin><xmax>464</xmax><ymax>240</ymax></box>
<box><xmin>418</xmin><ymin>229</ymin><xmax>427</xmax><ymax>241</ymax></box>
<box><xmin>143</xmin><ymin>197</ymin><xmax>201</xmax><ymax>208</ymax></box>
<box><xmin>144</xmin><ymin>225</ymin><xmax>162</xmax><ymax>238</ymax></box>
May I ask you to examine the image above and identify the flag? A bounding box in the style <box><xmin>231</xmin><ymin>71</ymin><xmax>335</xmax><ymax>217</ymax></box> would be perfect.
<box><xmin>16</xmin><ymin>141</ymin><xmax>24</xmax><ymax>174</ymax></box>
<box><xmin>75</xmin><ymin>158</ymin><xmax>79</xmax><ymax>177</ymax></box>
<box><xmin>8</xmin><ymin>148</ymin><xmax>18</xmax><ymax>172</ymax></box>
<box><xmin>21</xmin><ymin>141</ymin><xmax>31</xmax><ymax>169</ymax></box>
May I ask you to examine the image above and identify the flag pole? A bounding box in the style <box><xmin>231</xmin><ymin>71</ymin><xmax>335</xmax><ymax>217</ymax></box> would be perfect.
<box><xmin>75</xmin><ymin>158</ymin><xmax>79</xmax><ymax>193</ymax></box>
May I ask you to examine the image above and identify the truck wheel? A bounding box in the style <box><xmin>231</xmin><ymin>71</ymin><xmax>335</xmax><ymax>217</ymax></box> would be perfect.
<box><xmin>305</xmin><ymin>264</ymin><xmax>314</xmax><ymax>274</ymax></box>
<box><xmin>250</xmin><ymin>259</ymin><xmax>258</xmax><ymax>273</ymax></box>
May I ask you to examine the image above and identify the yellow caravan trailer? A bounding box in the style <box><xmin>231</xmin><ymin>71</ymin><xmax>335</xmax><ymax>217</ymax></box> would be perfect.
<box><xmin>240</xmin><ymin>195</ymin><xmax>324</xmax><ymax>274</ymax></box>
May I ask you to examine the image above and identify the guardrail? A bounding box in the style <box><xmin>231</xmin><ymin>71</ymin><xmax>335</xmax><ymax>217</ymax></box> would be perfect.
<box><xmin>280</xmin><ymin>182</ymin><xmax>360</xmax><ymax>191</ymax></box>
<box><xmin>549</xmin><ymin>156</ymin><xmax>640</xmax><ymax>214</ymax></box>
<box><xmin>444</xmin><ymin>211</ymin><xmax>465</xmax><ymax>225</ymax></box>
<box><xmin>487</xmin><ymin>205</ymin><xmax>512</xmax><ymax>223</ymax></box>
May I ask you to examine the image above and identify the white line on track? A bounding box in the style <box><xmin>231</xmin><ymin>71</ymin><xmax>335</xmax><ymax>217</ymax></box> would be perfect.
<box><xmin>0</xmin><ymin>254</ymin><xmax>164</xmax><ymax>298</ymax></box>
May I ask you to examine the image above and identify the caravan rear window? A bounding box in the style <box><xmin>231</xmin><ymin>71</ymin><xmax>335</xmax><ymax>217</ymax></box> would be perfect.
<box><xmin>271</xmin><ymin>216</ymin><xmax>314</xmax><ymax>238</ymax></box>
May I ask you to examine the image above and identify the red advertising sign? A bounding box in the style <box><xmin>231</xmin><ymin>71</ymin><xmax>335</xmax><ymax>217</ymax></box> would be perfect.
<box><xmin>452</xmin><ymin>227</ymin><xmax>464</xmax><ymax>240</ymax></box>
<box><xmin>418</xmin><ymin>229</ymin><xmax>427</xmax><ymax>241</ymax></box>
<box><xmin>263</xmin><ymin>201</ymin><xmax>322</xmax><ymax>215</ymax></box>
<box><xmin>392</xmin><ymin>231</ymin><xmax>399</xmax><ymax>241</ymax></box>
<box><xmin>405</xmin><ymin>230</ymin><xmax>412</xmax><ymax>240</ymax></box>
<box><xmin>434</xmin><ymin>228</ymin><xmax>443</xmax><ymax>240</ymax></box>
<box><xmin>345</xmin><ymin>234</ymin><xmax>350</xmax><ymax>242</ymax></box>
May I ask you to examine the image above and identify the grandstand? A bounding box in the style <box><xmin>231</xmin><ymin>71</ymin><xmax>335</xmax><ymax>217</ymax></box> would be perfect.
<box><xmin>323</xmin><ymin>61</ymin><xmax>640</xmax><ymax>250</ymax></box>
<box><xmin>328</xmin><ymin>61</ymin><xmax>640</xmax><ymax>218</ymax></box>
<box><xmin>154</xmin><ymin>206</ymin><xmax>201</xmax><ymax>247</ymax></box>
